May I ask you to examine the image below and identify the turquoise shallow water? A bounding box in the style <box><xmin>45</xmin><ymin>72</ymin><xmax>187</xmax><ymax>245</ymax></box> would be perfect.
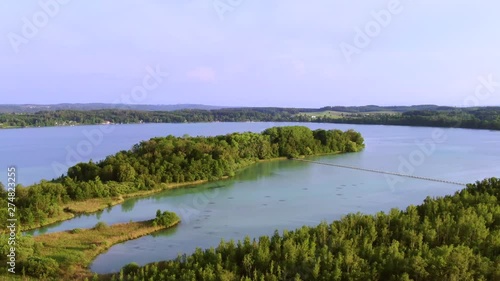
<box><xmin>2</xmin><ymin>122</ymin><xmax>499</xmax><ymax>273</ymax></box>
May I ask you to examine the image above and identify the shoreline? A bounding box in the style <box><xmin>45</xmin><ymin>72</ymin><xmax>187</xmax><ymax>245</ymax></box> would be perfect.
<box><xmin>2</xmin><ymin>120</ymin><xmax>498</xmax><ymax>132</ymax></box>
<box><xmin>22</xmin><ymin>180</ymin><xmax>213</xmax><ymax>233</ymax></box>
<box><xmin>32</xmin><ymin>217</ymin><xmax>181</xmax><ymax>279</ymax></box>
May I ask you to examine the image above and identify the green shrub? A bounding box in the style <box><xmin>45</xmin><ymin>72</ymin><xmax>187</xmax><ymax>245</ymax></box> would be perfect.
<box><xmin>22</xmin><ymin>256</ymin><xmax>59</xmax><ymax>278</ymax></box>
<box><xmin>122</xmin><ymin>262</ymin><xmax>140</xmax><ymax>276</ymax></box>
<box><xmin>70</xmin><ymin>228</ymin><xmax>83</xmax><ymax>234</ymax></box>
<box><xmin>93</xmin><ymin>221</ymin><xmax>109</xmax><ymax>231</ymax></box>
<box><xmin>153</xmin><ymin>210</ymin><xmax>180</xmax><ymax>227</ymax></box>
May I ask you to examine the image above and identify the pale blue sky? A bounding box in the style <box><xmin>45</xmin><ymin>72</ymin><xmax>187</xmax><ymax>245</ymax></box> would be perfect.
<box><xmin>1</xmin><ymin>0</ymin><xmax>499</xmax><ymax>107</ymax></box>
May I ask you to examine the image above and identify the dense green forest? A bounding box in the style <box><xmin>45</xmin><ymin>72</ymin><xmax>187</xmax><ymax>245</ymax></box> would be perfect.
<box><xmin>0</xmin><ymin>108</ymin><xmax>300</xmax><ymax>127</ymax></box>
<box><xmin>318</xmin><ymin>109</ymin><xmax>500</xmax><ymax>130</ymax></box>
<box><xmin>0</xmin><ymin>126</ymin><xmax>364</xmax><ymax>229</ymax></box>
<box><xmin>1</xmin><ymin>106</ymin><xmax>499</xmax><ymax>130</ymax></box>
<box><xmin>101</xmin><ymin>177</ymin><xmax>500</xmax><ymax>281</ymax></box>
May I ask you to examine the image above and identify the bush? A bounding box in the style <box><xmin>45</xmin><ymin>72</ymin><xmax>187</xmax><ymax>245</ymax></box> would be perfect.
<box><xmin>153</xmin><ymin>210</ymin><xmax>180</xmax><ymax>227</ymax></box>
<box><xmin>122</xmin><ymin>262</ymin><xmax>140</xmax><ymax>276</ymax></box>
<box><xmin>70</xmin><ymin>228</ymin><xmax>83</xmax><ymax>234</ymax></box>
<box><xmin>22</xmin><ymin>256</ymin><xmax>59</xmax><ymax>278</ymax></box>
<box><xmin>93</xmin><ymin>221</ymin><xmax>109</xmax><ymax>231</ymax></box>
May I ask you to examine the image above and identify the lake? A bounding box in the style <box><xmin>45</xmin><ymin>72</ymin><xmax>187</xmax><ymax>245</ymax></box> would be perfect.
<box><xmin>1</xmin><ymin>122</ymin><xmax>499</xmax><ymax>273</ymax></box>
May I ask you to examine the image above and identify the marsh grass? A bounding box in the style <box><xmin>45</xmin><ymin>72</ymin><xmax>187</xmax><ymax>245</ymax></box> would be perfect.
<box><xmin>33</xmin><ymin>218</ymin><xmax>180</xmax><ymax>279</ymax></box>
<box><xmin>63</xmin><ymin>197</ymin><xmax>124</xmax><ymax>214</ymax></box>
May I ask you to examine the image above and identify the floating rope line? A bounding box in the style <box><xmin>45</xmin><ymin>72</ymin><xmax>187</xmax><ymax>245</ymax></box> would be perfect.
<box><xmin>292</xmin><ymin>158</ymin><xmax>467</xmax><ymax>186</ymax></box>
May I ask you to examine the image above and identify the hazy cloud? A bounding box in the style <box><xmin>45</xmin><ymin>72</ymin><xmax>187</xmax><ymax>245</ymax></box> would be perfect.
<box><xmin>187</xmin><ymin>67</ymin><xmax>217</xmax><ymax>83</ymax></box>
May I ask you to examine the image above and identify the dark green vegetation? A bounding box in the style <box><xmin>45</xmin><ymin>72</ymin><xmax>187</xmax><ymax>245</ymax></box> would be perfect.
<box><xmin>0</xmin><ymin>108</ymin><xmax>301</xmax><ymax>127</ymax></box>
<box><xmin>101</xmin><ymin>178</ymin><xmax>500</xmax><ymax>281</ymax></box>
<box><xmin>0</xmin><ymin>126</ymin><xmax>364</xmax><ymax>230</ymax></box>
<box><xmin>1</xmin><ymin>105</ymin><xmax>499</xmax><ymax>130</ymax></box>
<box><xmin>313</xmin><ymin>108</ymin><xmax>500</xmax><ymax>130</ymax></box>
<box><xmin>153</xmin><ymin>209</ymin><xmax>181</xmax><ymax>227</ymax></box>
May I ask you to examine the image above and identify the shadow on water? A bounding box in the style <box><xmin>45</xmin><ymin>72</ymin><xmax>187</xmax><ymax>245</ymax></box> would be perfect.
<box><xmin>233</xmin><ymin>159</ymin><xmax>307</xmax><ymax>182</ymax></box>
<box><xmin>143</xmin><ymin>159</ymin><xmax>304</xmax><ymax>202</ymax></box>
<box><xmin>151</xmin><ymin>224</ymin><xmax>180</xmax><ymax>238</ymax></box>
<box><xmin>96</xmin><ymin>210</ymin><xmax>103</xmax><ymax>220</ymax></box>
<box><xmin>121</xmin><ymin>198</ymin><xmax>136</xmax><ymax>213</ymax></box>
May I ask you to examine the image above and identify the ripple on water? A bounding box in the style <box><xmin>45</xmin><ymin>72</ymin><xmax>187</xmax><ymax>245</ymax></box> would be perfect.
<box><xmin>279</xmin><ymin>199</ymin><xmax>286</xmax><ymax>202</ymax></box>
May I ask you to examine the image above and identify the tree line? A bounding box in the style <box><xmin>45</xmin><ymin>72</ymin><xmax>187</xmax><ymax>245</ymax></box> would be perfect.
<box><xmin>0</xmin><ymin>126</ymin><xmax>364</xmax><ymax>229</ymax></box>
<box><xmin>315</xmin><ymin>108</ymin><xmax>500</xmax><ymax>130</ymax></box>
<box><xmin>1</xmin><ymin>107</ymin><xmax>499</xmax><ymax>130</ymax></box>
<box><xmin>0</xmin><ymin>108</ymin><xmax>298</xmax><ymax>127</ymax></box>
<box><xmin>103</xmin><ymin>177</ymin><xmax>500</xmax><ymax>281</ymax></box>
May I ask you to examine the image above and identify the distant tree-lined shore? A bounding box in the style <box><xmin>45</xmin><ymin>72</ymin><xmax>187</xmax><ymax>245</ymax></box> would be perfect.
<box><xmin>1</xmin><ymin>105</ymin><xmax>499</xmax><ymax>130</ymax></box>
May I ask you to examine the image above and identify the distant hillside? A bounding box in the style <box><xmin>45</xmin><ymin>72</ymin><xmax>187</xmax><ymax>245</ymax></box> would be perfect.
<box><xmin>1</xmin><ymin>104</ymin><xmax>499</xmax><ymax>130</ymax></box>
<box><xmin>307</xmin><ymin>105</ymin><xmax>457</xmax><ymax>113</ymax></box>
<box><xmin>0</xmin><ymin>104</ymin><xmax>472</xmax><ymax>114</ymax></box>
<box><xmin>0</xmin><ymin>103</ymin><xmax>228</xmax><ymax>113</ymax></box>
